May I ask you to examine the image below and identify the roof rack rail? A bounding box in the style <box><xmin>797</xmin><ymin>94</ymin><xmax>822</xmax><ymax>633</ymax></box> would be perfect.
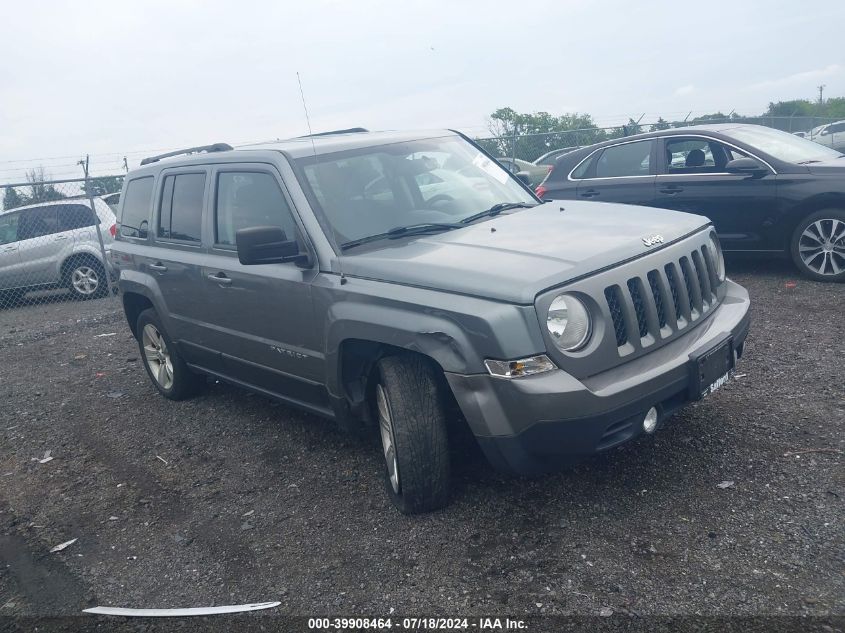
<box><xmin>140</xmin><ymin>143</ymin><xmax>233</xmax><ymax>166</ymax></box>
<box><xmin>299</xmin><ymin>127</ymin><xmax>369</xmax><ymax>138</ymax></box>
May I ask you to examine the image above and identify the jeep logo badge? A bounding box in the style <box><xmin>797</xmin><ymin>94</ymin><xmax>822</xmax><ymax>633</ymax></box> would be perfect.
<box><xmin>642</xmin><ymin>234</ymin><xmax>664</xmax><ymax>247</ymax></box>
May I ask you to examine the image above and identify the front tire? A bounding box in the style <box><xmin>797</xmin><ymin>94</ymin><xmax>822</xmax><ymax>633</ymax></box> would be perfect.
<box><xmin>136</xmin><ymin>309</ymin><xmax>203</xmax><ymax>400</ymax></box>
<box><xmin>374</xmin><ymin>354</ymin><xmax>451</xmax><ymax>514</ymax></box>
<box><xmin>790</xmin><ymin>210</ymin><xmax>845</xmax><ymax>282</ymax></box>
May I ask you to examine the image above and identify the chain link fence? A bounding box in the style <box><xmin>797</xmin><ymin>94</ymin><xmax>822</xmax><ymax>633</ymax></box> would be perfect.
<box><xmin>0</xmin><ymin>175</ymin><xmax>123</xmax><ymax>311</ymax></box>
<box><xmin>475</xmin><ymin>115</ymin><xmax>842</xmax><ymax>185</ymax></box>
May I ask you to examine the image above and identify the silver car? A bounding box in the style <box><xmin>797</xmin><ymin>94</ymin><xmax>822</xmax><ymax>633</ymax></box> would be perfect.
<box><xmin>0</xmin><ymin>198</ymin><xmax>115</xmax><ymax>303</ymax></box>
<box><xmin>809</xmin><ymin>120</ymin><xmax>845</xmax><ymax>152</ymax></box>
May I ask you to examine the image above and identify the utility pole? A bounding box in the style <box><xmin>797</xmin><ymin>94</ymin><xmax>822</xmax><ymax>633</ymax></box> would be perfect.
<box><xmin>818</xmin><ymin>84</ymin><xmax>826</xmax><ymax>105</ymax></box>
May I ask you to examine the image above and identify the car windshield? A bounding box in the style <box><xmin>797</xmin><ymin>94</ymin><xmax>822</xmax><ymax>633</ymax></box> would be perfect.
<box><xmin>297</xmin><ymin>135</ymin><xmax>536</xmax><ymax>247</ymax></box>
<box><xmin>723</xmin><ymin>125</ymin><xmax>843</xmax><ymax>163</ymax></box>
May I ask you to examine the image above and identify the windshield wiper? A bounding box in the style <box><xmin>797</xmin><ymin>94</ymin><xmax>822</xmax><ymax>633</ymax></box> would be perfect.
<box><xmin>460</xmin><ymin>202</ymin><xmax>537</xmax><ymax>225</ymax></box>
<box><xmin>340</xmin><ymin>222</ymin><xmax>463</xmax><ymax>251</ymax></box>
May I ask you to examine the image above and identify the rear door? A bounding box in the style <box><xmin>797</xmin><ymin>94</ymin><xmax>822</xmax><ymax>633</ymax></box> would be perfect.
<box><xmin>574</xmin><ymin>139</ymin><xmax>657</xmax><ymax>206</ymax></box>
<box><xmin>198</xmin><ymin>165</ymin><xmax>326</xmax><ymax>411</ymax></box>
<box><xmin>654</xmin><ymin>136</ymin><xmax>778</xmax><ymax>251</ymax></box>
<box><xmin>146</xmin><ymin>169</ymin><xmax>214</xmax><ymax>354</ymax></box>
<box><xmin>0</xmin><ymin>211</ymin><xmax>22</xmax><ymax>289</ymax></box>
<box><xmin>16</xmin><ymin>206</ymin><xmax>64</xmax><ymax>285</ymax></box>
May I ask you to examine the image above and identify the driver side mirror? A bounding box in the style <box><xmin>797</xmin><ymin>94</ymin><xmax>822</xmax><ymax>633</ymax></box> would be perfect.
<box><xmin>725</xmin><ymin>157</ymin><xmax>768</xmax><ymax>178</ymax></box>
<box><xmin>515</xmin><ymin>171</ymin><xmax>533</xmax><ymax>186</ymax></box>
<box><xmin>236</xmin><ymin>226</ymin><xmax>303</xmax><ymax>265</ymax></box>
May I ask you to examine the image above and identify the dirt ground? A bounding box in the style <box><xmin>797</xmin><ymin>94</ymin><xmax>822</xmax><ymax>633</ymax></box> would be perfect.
<box><xmin>0</xmin><ymin>258</ymin><xmax>843</xmax><ymax>627</ymax></box>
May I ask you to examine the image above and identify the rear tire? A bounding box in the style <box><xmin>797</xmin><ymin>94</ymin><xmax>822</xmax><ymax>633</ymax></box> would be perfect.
<box><xmin>374</xmin><ymin>354</ymin><xmax>451</xmax><ymax>514</ymax></box>
<box><xmin>67</xmin><ymin>258</ymin><xmax>108</xmax><ymax>299</ymax></box>
<box><xmin>790</xmin><ymin>209</ymin><xmax>845</xmax><ymax>282</ymax></box>
<box><xmin>136</xmin><ymin>308</ymin><xmax>203</xmax><ymax>400</ymax></box>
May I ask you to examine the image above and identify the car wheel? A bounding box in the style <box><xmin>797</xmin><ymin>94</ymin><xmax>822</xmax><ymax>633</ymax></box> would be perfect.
<box><xmin>67</xmin><ymin>259</ymin><xmax>108</xmax><ymax>299</ymax></box>
<box><xmin>374</xmin><ymin>354</ymin><xmax>451</xmax><ymax>514</ymax></box>
<box><xmin>136</xmin><ymin>308</ymin><xmax>203</xmax><ymax>400</ymax></box>
<box><xmin>790</xmin><ymin>210</ymin><xmax>845</xmax><ymax>282</ymax></box>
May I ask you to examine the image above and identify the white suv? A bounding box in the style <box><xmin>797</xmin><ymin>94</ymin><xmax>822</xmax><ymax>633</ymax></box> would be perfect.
<box><xmin>0</xmin><ymin>198</ymin><xmax>116</xmax><ymax>303</ymax></box>
<box><xmin>809</xmin><ymin>120</ymin><xmax>845</xmax><ymax>152</ymax></box>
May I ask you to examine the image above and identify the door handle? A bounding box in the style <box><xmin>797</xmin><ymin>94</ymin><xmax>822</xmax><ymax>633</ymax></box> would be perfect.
<box><xmin>579</xmin><ymin>189</ymin><xmax>600</xmax><ymax>198</ymax></box>
<box><xmin>55</xmin><ymin>235</ymin><xmax>69</xmax><ymax>241</ymax></box>
<box><xmin>148</xmin><ymin>262</ymin><xmax>168</xmax><ymax>272</ymax></box>
<box><xmin>207</xmin><ymin>272</ymin><xmax>232</xmax><ymax>286</ymax></box>
<box><xmin>659</xmin><ymin>187</ymin><xmax>683</xmax><ymax>194</ymax></box>
<box><xmin>2</xmin><ymin>245</ymin><xmax>16</xmax><ymax>252</ymax></box>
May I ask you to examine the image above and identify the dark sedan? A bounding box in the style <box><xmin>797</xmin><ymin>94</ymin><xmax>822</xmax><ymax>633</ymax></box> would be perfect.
<box><xmin>535</xmin><ymin>124</ymin><xmax>845</xmax><ymax>281</ymax></box>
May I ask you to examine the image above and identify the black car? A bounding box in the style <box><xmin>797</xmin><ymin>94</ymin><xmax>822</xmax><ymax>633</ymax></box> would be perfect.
<box><xmin>536</xmin><ymin>124</ymin><xmax>845</xmax><ymax>281</ymax></box>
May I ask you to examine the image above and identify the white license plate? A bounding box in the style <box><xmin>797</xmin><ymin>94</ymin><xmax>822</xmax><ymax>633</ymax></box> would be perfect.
<box><xmin>702</xmin><ymin>370</ymin><xmax>731</xmax><ymax>398</ymax></box>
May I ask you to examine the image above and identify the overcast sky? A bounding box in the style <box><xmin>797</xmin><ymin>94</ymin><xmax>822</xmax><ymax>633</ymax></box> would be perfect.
<box><xmin>0</xmin><ymin>0</ymin><xmax>843</xmax><ymax>180</ymax></box>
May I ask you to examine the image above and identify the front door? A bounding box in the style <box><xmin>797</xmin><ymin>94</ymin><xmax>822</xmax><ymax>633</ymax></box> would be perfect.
<box><xmin>198</xmin><ymin>166</ymin><xmax>326</xmax><ymax>411</ymax></box>
<box><xmin>16</xmin><ymin>205</ymin><xmax>65</xmax><ymax>286</ymax></box>
<box><xmin>655</xmin><ymin>136</ymin><xmax>779</xmax><ymax>251</ymax></box>
<box><xmin>575</xmin><ymin>139</ymin><xmax>657</xmax><ymax>206</ymax></box>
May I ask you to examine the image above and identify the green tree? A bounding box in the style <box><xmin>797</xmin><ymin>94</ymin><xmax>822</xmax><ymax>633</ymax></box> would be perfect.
<box><xmin>651</xmin><ymin>117</ymin><xmax>671</xmax><ymax>131</ymax></box>
<box><xmin>2</xmin><ymin>187</ymin><xmax>26</xmax><ymax>210</ymax></box>
<box><xmin>81</xmin><ymin>175</ymin><xmax>124</xmax><ymax>196</ymax></box>
<box><xmin>484</xmin><ymin>108</ymin><xmax>606</xmax><ymax>161</ymax></box>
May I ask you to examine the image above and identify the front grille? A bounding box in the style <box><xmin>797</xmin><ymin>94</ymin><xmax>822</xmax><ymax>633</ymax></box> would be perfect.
<box><xmin>603</xmin><ymin>240</ymin><xmax>722</xmax><ymax>353</ymax></box>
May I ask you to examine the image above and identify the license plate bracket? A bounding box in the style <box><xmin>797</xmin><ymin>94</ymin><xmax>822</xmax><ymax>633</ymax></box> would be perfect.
<box><xmin>688</xmin><ymin>335</ymin><xmax>735</xmax><ymax>400</ymax></box>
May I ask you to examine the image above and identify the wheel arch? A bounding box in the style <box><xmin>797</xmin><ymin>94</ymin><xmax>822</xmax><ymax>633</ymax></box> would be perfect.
<box><xmin>783</xmin><ymin>193</ymin><xmax>845</xmax><ymax>250</ymax></box>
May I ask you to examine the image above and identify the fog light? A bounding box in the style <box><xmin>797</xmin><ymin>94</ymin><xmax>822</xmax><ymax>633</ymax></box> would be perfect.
<box><xmin>643</xmin><ymin>407</ymin><xmax>658</xmax><ymax>433</ymax></box>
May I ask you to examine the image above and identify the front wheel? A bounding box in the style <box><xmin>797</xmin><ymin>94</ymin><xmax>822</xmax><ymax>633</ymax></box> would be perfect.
<box><xmin>790</xmin><ymin>210</ymin><xmax>845</xmax><ymax>282</ymax></box>
<box><xmin>374</xmin><ymin>355</ymin><xmax>451</xmax><ymax>514</ymax></box>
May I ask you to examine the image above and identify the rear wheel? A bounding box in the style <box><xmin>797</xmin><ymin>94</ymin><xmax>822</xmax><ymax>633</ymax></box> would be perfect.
<box><xmin>136</xmin><ymin>309</ymin><xmax>203</xmax><ymax>400</ymax></box>
<box><xmin>374</xmin><ymin>354</ymin><xmax>451</xmax><ymax>514</ymax></box>
<box><xmin>790</xmin><ymin>210</ymin><xmax>845</xmax><ymax>282</ymax></box>
<box><xmin>67</xmin><ymin>258</ymin><xmax>108</xmax><ymax>299</ymax></box>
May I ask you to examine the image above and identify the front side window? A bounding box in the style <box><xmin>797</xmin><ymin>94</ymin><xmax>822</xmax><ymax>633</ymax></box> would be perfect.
<box><xmin>18</xmin><ymin>206</ymin><xmax>60</xmax><ymax>240</ymax></box>
<box><xmin>595</xmin><ymin>141</ymin><xmax>654</xmax><ymax>178</ymax></box>
<box><xmin>0</xmin><ymin>212</ymin><xmax>20</xmax><ymax>245</ymax></box>
<box><xmin>215</xmin><ymin>172</ymin><xmax>297</xmax><ymax>246</ymax></box>
<box><xmin>297</xmin><ymin>135</ymin><xmax>534</xmax><ymax>245</ymax></box>
<box><xmin>664</xmin><ymin>138</ymin><xmax>721</xmax><ymax>173</ymax></box>
<box><xmin>58</xmin><ymin>204</ymin><xmax>98</xmax><ymax>231</ymax></box>
<box><xmin>158</xmin><ymin>173</ymin><xmax>206</xmax><ymax>242</ymax></box>
<box><xmin>120</xmin><ymin>177</ymin><xmax>154</xmax><ymax>239</ymax></box>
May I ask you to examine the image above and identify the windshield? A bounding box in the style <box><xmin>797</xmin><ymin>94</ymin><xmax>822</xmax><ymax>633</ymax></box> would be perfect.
<box><xmin>297</xmin><ymin>135</ymin><xmax>536</xmax><ymax>246</ymax></box>
<box><xmin>723</xmin><ymin>125</ymin><xmax>843</xmax><ymax>163</ymax></box>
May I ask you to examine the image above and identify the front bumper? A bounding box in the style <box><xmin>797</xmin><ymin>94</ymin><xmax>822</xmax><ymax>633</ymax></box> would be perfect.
<box><xmin>445</xmin><ymin>279</ymin><xmax>751</xmax><ymax>475</ymax></box>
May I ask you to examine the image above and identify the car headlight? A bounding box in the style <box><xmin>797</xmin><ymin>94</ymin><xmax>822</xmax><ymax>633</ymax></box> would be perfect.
<box><xmin>708</xmin><ymin>233</ymin><xmax>725</xmax><ymax>281</ymax></box>
<box><xmin>547</xmin><ymin>294</ymin><xmax>591</xmax><ymax>351</ymax></box>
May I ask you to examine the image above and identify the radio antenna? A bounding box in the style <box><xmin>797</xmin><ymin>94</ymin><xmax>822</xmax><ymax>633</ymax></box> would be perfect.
<box><xmin>296</xmin><ymin>72</ymin><xmax>318</xmax><ymax>161</ymax></box>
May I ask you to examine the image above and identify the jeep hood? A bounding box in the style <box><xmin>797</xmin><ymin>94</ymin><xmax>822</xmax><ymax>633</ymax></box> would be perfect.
<box><xmin>339</xmin><ymin>201</ymin><xmax>710</xmax><ymax>304</ymax></box>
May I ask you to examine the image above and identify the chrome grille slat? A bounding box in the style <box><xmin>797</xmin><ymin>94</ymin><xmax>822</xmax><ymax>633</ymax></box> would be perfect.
<box><xmin>604</xmin><ymin>240</ymin><xmax>724</xmax><ymax>354</ymax></box>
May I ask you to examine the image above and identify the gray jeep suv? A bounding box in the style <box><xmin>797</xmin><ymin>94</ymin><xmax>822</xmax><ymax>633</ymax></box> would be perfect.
<box><xmin>111</xmin><ymin>130</ymin><xmax>750</xmax><ymax>513</ymax></box>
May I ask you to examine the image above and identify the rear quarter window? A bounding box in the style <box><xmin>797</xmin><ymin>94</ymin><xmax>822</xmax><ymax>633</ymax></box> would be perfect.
<box><xmin>120</xmin><ymin>177</ymin><xmax>154</xmax><ymax>239</ymax></box>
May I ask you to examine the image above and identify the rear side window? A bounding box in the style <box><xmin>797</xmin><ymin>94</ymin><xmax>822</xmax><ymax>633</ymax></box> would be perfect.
<box><xmin>158</xmin><ymin>173</ymin><xmax>206</xmax><ymax>242</ymax></box>
<box><xmin>215</xmin><ymin>172</ymin><xmax>297</xmax><ymax>247</ymax></box>
<box><xmin>18</xmin><ymin>206</ymin><xmax>60</xmax><ymax>240</ymax></box>
<box><xmin>120</xmin><ymin>177</ymin><xmax>154</xmax><ymax>238</ymax></box>
<box><xmin>58</xmin><ymin>204</ymin><xmax>97</xmax><ymax>231</ymax></box>
<box><xmin>595</xmin><ymin>140</ymin><xmax>654</xmax><ymax>178</ymax></box>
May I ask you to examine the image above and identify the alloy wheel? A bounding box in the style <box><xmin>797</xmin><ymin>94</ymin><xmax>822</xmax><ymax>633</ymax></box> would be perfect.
<box><xmin>798</xmin><ymin>218</ymin><xmax>845</xmax><ymax>276</ymax></box>
<box><xmin>71</xmin><ymin>265</ymin><xmax>100</xmax><ymax>295</ymax></box>
<box><xmin>376</xmin><ymin>384</ymin><xmax>400</xmax><ymax>494</ymax></box>
<box><xmin>142</xmin><ymin>324</ymin><xmax>174</xmax><ymax>390</ymax></box>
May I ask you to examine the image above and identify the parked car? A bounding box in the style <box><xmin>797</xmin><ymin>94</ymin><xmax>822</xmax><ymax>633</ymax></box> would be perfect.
<box><xmin>808</xmin><ymin>120</ymin><xmax>845</xmax><ymax>152</ymax></box>
<box><xmin>112</xmin><ymin>130</ymin><xmax>750</xmax><ymax>513</ymax></box>
<box><xmin>536</xmin><ymin>124</ymin><xmax>845</xmax><ymax>281</ymax></box>
<box><xmin>101</xmin><ymin>191</ymin><xmax>121</xmax><ymax>213</ymax></box>
<box><xmin>0</xmin><ymin>198</ymin><xmax>115</xmax><ymax>304</ymax></box>
<box><xmin>495</xmin><ymin>157</ymin><xmax>549</xmax><ymax>186</ymax></box>
<box><xmin>534</xmin><ymin>146</ymin><xmax>583</xmax><ymax>167</ymax></box>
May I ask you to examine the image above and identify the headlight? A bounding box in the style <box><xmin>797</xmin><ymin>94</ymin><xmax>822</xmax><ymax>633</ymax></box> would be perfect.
<box><xmin>547</xmin><ymin>294</ymin><xmax>591</xmax><ymax>351</ymax></box>
<box><xmin>708</xmin><ymin>233</ymin><xmax>725</xmax><ymax>281</ymax></box>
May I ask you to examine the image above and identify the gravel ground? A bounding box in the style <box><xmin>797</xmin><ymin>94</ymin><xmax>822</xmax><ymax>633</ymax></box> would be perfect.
<box><xmin>0</xmin><ymin>259</ymin><xmax>843</xmax><ymax>626</ymax></box>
